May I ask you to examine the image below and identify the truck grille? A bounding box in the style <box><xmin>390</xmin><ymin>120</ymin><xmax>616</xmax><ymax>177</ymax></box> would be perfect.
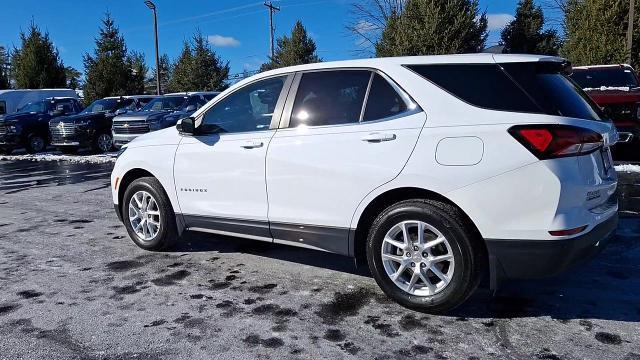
<box><xmin>0</xmin><ymin>125</ymin><xmax>6</xmax><ymax>135</ymax></box>
<box><xmin>49</xmin><ymin>122</ymin><xmax>76</xmax><ymax>137</ymax></box>
<box><xmin>113</xmin><ymin>120</ymin><xmax>150</xmax><ymax>135</ymax></box>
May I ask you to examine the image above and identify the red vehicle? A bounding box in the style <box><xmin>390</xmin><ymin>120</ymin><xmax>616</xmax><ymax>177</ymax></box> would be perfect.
<box><xmin>571</xmin><ymin>64</ymin><xmax>640</xmax><ymax>157</ymax></box>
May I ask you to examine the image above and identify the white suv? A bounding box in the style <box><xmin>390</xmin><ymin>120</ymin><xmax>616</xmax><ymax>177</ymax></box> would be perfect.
<box><xmin>111</xmin><ymin>54</ymin><xmax>619</xmax><ymax>312</ymax></box>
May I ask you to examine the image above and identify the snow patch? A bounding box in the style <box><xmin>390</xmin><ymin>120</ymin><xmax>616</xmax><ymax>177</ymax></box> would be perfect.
<box><xmin>0</xmin><ymin>152</ymin><xmax>116</xmax><ymax>164</ymax></box>
<box><xmin>615</xmin><ymin>164</ymin><xmax>640</xmax><ymax>173</ymax></box>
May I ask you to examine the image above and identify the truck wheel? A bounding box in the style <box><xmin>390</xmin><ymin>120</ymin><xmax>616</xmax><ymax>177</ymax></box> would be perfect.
<box><xmin>121</xmin><ymin>177</ymin><xmax>177</xmax><ymax>251</ymax></box>
<box><xmin>366</xmin><ymin>199</ymin><xmax>484</xmax><ymax>313</ymax></box>
<box><xmin>25</xmin><ymin>134</ymin><xmax>46</xmax><ymax>154</ymax></box>
<box><xmin>93</xmin><ymin>133</ymin><xmax>113</xmax><ymax>153</ymax></box>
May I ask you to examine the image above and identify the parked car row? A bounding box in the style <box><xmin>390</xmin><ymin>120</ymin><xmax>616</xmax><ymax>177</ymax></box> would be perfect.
<box><xmin>0</xmin><ymin>92</ymin><xmax>219</xmax><ymax>154</ymax></box>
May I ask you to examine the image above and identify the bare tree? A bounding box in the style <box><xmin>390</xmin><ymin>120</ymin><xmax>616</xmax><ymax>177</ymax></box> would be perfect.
<box><xmin>540</xmin><ymin>0</ymin><xmax>569</xmax><ymax>32</ymax></box>
<box><xmin>346</xmin><ymin>0</ymin><xmax>405</xmax><ymax>55</ymax></box>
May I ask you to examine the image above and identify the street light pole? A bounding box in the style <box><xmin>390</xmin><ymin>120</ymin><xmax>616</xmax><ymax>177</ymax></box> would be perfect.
<box><xmin>145</xmin><ymin>0</ymin><xmax>161</xmax><ymax>95</ymax></box>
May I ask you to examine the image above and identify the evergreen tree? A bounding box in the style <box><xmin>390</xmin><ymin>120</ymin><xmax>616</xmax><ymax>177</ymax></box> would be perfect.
<box><xmin>167</xmin><ymin>32</ymin><xmax>230</xmax><ymax>92</ymax></box>
<box><xmin>0</xmin><ymin>46</ymin><xmax>9</xmax><ymax>89</ymax></box>
<box><xmin>83</xmin><ymin>13</ymin><xmax>134</xmax><ymax>103</ymax></box>
<box><xmin>167</xmin><ymin>41</ymin><xmax>193</xmax><ymax>93</ymax></box>
<box><xmin>190</xmin><ymin>31</ymin><xmax>229</xmax><ymax>91</ymax></box>
<box><xmin>375</xmin><ymin>0</ymin><xmax>488</xmax><ymax>57</ymax></box>
<box><xmin>260</xmin><ymin>20</ymin><xmax>321</xmax><ymax>71</ymax></box>
<box><xmin>127</xmin><ymin>51</ymin><xmax>148</xmax><ymax>95</ymax></box>
<box><xmin>562</xmin><ymin>0</ymin><xmax>637</xmax><ymax>68</ymax></box>
<box><xmin>500</xmin><ymin>0</ymin><xmax>560</xmax><ymax>55</ymax></box>
<box><xmin>11</xmin><ymin>23</ymin><xmax>66</xmax><ymax>89</ymax></box>
<box><xmin>65</xmin><ymin>66</ymin><xmax>81</xmax><ymax>90</ymax></box>
<box><xmin>147</xmin><ymin>54</ymin><xmax>172</xmax><ymax>94</ymax></box>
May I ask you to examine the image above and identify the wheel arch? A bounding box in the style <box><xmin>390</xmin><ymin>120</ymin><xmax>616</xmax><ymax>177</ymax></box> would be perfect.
<box><xmin>351</xmin><ymin>187</ymin><xmax>487</xmax><ymax>266</ymax></box>
<box><xmin>116</xmin><ymin>168</ymin><xmax>156</xmax><ymax>219</ymax></box>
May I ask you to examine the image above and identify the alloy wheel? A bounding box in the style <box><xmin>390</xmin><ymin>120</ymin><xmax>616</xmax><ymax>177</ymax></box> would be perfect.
<box><xmin>128</xmin><ymin>191</ymin><xmax>161</xmax><ymax>242</ymax></box>
<box><xmin>97</xmin><ymin>134</ymin><xmax>113</xmax><ymax>153</ymax></box>
<box><xmin>381</xmin><ymin>220</ymin><xmax>455</xmax><ymax>296</ymax></box>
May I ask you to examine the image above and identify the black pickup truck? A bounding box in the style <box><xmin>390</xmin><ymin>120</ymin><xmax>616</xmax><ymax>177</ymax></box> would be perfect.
<box><xmin>50</xmin><ymin>95</ymin><xmax>156</xmax><ymax>154</ymax></box>
<box><xmin>0</xmin><ymin>97</ymin><xmax>82</xmax><ymax>154</ymax></box>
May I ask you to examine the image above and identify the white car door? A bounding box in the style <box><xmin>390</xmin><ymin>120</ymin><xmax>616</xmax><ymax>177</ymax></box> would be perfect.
<box><xmin>266</xmin><ymin>70</ymin><xmax>426</xmax><ymax>254</ymax></box>
<box><xmin>174</xmin><ymin>75</ymin><xmax>292</xmax><ymax>240</ymax></box>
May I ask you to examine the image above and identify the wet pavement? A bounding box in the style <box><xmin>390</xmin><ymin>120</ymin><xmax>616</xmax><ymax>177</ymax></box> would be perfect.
<box><xmin>0</xmin><ymin>159</ymin><xmax>639</xmax><ymax>359</ymax></box>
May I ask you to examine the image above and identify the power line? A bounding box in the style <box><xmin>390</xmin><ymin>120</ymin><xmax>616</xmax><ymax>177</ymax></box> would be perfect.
<box><xmin>264</xmin><ymin>1</ymin><xmax>281</xmax><ymax>59</ymax></box>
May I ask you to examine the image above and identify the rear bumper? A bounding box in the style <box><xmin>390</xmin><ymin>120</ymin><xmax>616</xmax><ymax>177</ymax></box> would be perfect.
<box><xmin>486</xmin><ymin>213</ymin><xmax>618</xmax><ymax>287</ymax></box>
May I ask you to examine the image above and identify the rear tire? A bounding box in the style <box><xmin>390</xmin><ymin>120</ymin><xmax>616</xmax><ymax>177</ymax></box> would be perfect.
<box><xmin>366</xmin><ymin>199</ymin><xmax>484</xmax><ymax>313</ymax></box>
<box><xmin>25</xmin><ymin>134</ymin><xmax>46</xmax><ymax>154</ymax></box>
<box><xmin>121</xmin><ymin>177</ymin><xmax>177</xmax><ymax>251</ymax></box>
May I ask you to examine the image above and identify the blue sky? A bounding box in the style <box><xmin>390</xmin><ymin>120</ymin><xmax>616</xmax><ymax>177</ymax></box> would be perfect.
<box><xmin>0</xmin><ymin>0</ymin><xmax>561</xmax><ymax>77</ymax></box>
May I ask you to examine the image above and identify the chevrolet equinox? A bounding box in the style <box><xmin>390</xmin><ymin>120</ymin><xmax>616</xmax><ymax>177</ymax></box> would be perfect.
<box><xmin>111</xmin><ymin>54</ymin><xmax>619</xmax><ymax>312</ymax></box>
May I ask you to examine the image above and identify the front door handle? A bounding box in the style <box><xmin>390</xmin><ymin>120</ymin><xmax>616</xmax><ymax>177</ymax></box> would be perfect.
<box><xmin>361</xmin><ymin>133</ymin><xmax>397</xmax><ymax>142</ymax></box>
<box><xmin>241</xmin><ymin>140</ymin><xmax>264</xmax><ymax>149</ymax></box>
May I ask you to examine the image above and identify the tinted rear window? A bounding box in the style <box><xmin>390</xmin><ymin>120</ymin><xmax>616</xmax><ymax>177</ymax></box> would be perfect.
<box><xmin>501</xmin><ymin>63</ymin><xmax>602</xmax><ymax>121</ymax></box>
<box><xmin>407</xmin><ymin>64</ymin><xmax>541</xmax><ymax>113</ymax></box>
<box><xmin>408</xmin><ymin>63</ymin><xmax>602</xmax><ymax>121</ymax></box>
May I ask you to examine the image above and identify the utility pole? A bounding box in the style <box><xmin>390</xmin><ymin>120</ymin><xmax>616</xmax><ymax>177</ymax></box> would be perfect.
<box><xmin>627</xmin><ymin>0</ymin><xmax>635</xmax><ymax>64</ymax></box>
<box><xmin>145</xmin><ymin>0</ymin><xmax>161</xmax><ymax>95</ymax></box>
<box><xmin>264</xmin><ymin>1</ymin><xmax>280</xmax><ymax>59</ymax></box>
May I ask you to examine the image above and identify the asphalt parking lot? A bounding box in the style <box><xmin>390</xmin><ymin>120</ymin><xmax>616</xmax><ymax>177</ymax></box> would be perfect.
<box><xmin>0</xmin><ymin>159</ymin><xmax>639</xmax><ymax>360</ymax></box>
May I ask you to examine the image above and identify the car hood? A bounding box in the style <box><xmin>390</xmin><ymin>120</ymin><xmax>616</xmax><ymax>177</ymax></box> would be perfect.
<box><xmin>55</xmin><ymin>112</ymin><xmax>109</xmax><ymax>124</ymax></box>
<box><xmin>0</xmin><ymin>111</ymin><xmax>36</xmax><ymax>125</ymax></box>
<box><xmin>114</xmin><ymin>110</ymin><xmax>174</xmax><ymax>122</ymax></box>
<box><xmin>585</xmin><ymin>88</ymin><xmax>640</xmax><ymax>105</ymax></box>
<box><xmin>125</xmin><ymin>126</ymin><xmax>181</xmax><ymax>148</ymax></box>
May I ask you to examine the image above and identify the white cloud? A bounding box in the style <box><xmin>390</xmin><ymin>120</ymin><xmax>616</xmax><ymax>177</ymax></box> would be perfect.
<box><xmin>486</xmin><ymin>13</ymin><xmax>514</xmax><ymax>31</ymax></box>
<box><xmin>354</xmin><ymin>20</ymin><xmax>377</xmax><ymax>33</ymax></box>
<box><xmin>207</xmin><ymin>35</ymin><xmax>240</xmax><ymax>47</ymax></box>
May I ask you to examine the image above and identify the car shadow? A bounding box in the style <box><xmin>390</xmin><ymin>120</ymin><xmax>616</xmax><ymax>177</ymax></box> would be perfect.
<box><xmin>173</xmin><ymin>217</ymin><xmax>640</xmax><ymax>322</ymax></box>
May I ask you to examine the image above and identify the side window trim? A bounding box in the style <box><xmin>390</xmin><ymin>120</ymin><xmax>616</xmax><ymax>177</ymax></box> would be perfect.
<box><xmin>358</xmin><ymin>72</ymin><xmax>375</xmax><ymax>122</ymax></box>
<box><xmin>193</xmin><ymin>73</ymin><xmax>294</xmax><ymax>135</ymax></box>
<box><xmin>279</xmin><ymin>68</ymin><xmax>420</xmax><ymax>129</ymax></box>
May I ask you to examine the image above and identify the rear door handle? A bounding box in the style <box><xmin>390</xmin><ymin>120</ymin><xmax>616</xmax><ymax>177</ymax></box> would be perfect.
<box><xmin>241</xmin><ymin>140</ymin><xmax>264</xmax><ymax>149</ymax></box>
<box><xmin>361</xmin><ymin>133</ymin><xmax>397</xmax><ymax>142</ymax></box>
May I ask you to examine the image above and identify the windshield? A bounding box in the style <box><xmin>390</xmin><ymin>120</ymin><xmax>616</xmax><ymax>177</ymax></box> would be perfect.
<box><xmin>571</xmin><ymin>67</ymin><xmax>639</xmax><ymax>89</ymax></box>
<box><xmin>141</xmin><ymin>96</ymin><xmax>187</xmax><ymax>111</ymax></box>
<box><xmin>18</xmin><ymin>101</ymin><xmax>50</xmax><ymax>113</ymax></box>
<box><xmin>80</xmin><ymin>98</ymin><xmax>121</xmax><ymax>114</ymax></box>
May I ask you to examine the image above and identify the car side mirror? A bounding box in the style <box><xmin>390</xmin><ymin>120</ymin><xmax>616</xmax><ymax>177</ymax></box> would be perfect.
<box><xmin>185</xmin><ymin>105</ymin><xmax>197</xmax><ymax>112</ymax></box>
<box><xmin>177</xmin><ymin>116</ymin><xmax>196</xmax><ymax>135</ymax></box>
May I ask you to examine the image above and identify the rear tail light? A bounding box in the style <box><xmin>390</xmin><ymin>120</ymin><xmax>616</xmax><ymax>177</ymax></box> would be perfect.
<box><xmin>508</xmin><ymin>124</ymin><xmax>603</xmax><ymax>159</ymax></box>
<box><xmin>549</xmin><ymin>225</ymin><xmax>588</xmax><ymax>237</ymax></box>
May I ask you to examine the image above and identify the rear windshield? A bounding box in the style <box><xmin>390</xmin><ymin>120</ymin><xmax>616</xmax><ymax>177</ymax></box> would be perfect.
<box><xmin>571</xmin><ymin>67</ymin><xmax>639</xmax><ymax>89</ymax></box>
<box><xmin>407</xmin><ymin>62</ymin><xmax>603</xmax><ymax>121</ymax></box>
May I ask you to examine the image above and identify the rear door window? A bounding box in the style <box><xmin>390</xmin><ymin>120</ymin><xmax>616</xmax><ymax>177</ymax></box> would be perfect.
<box><xmin>290</xmin><ymin>70</ymin><xmax>371</xmax><ymax>127</ymax></box>
<box><xmin>363</xmin><ymin>73</ymin><xmax>408</xmax><ymax>121</ymax></box>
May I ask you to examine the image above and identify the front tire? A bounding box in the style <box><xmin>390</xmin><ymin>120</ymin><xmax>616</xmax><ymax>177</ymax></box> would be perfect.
<box><xmin>25</xmin><ymin>134</ymin><xmax>46</xmax><ymax>154</ymax></box>
<box><xmin>122</xmin><ymin>177</ymin><xmax>177</xmax><ymax>250</ymax></box>
<box><xmin>366</xmin><ymin>199</ymin><xmax>484</xmax><ymax>313</ymax></box>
